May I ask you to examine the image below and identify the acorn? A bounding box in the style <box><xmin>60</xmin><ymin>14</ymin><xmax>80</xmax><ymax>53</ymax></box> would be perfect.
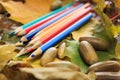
<box><xmin>87</xmin><ymin>61</ymin><xmax>120</xmax><ymax>73</ymax></box>
<box><xmin>79</xmin><ymin>41</ymin><xmax>98</xmax><ymax>65</ymax></box>
<box><xmin>40</xmin><ymin>47</ymin><xmax>57</xmax><ymax>66</ymax></box>
<box><xmin>51</xmin><ymin>0</ymin><xmax>62</xmax><ymax>11</ymax></box>
<box><xmin>79</xmin><ymin>36</ymin><xmax>109</xmax><ymax>51</ymax></box>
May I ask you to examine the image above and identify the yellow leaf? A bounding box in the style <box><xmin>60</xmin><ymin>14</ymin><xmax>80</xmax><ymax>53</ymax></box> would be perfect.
<box><xmin>113</xmin><ymin>0</ymin><xmax>120</xmax><ymax>7</ymax></box>
<box><xmin>72</xmin><ymin>18</ymin><xmax>99</xmax><ymax>41</ymax></box>
<box><xmin>111</xmin><ymin>25</ymin><xmax>120</xmax><ymax>37</ymax></box>
<box><xmin>0</xmin><ymin>44</ymin><xmax>16</xmax><ymax>71</ymax></box>
<box><xmin>95</xmin><ymin>0</ymin><xmax>105</xmax><ymax>11</ymax></box>
<box><xmin>0</xmin><ymin>0</ymin><xmax>54</xmax><ymax>24</ymax></box>
<box><xmin>115</xmin><ymin>42</ymin><xmax>120</xmax><ymax>59</ymax></box>
<box><xmin>115</xmin><ymin>35</ymin><xmax>120</xmax><ymax>59</ymax></box>
<box><xmin>0</xmin><ymin>0</ymin><xmax>72</xmax><ymax>24</ymax></box>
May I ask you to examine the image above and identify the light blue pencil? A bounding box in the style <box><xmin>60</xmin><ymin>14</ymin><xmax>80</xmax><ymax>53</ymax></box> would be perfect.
<box><xmin>27</xmin><ymin>13</ymin><xmax>93</xmax><ymax>60</ymax></box>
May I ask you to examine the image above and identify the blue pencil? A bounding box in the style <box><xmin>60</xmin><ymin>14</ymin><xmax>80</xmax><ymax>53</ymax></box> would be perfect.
<box><xmin>9</xmin><ymin>3</ymin><xmax>73</xmax><ymax>37</ymax></box>
<box><xmin>19</xmin><ymin>4</ymin><xmax>84</xmax><ymax>43</ymax></box>
<box><xmin>27</xmin><ymin>13</ymin><xmax>93</xmax><ymax>60</ymax></box>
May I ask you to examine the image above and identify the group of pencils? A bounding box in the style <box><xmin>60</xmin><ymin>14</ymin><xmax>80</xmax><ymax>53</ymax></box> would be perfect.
<box><xmin>10</xmin><ymin>3</ymin><xmax>93</xmax><ymax>61</ymax></box>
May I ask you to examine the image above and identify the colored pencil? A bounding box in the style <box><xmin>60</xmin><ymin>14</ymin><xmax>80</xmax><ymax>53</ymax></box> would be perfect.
<box><xmin>17</xmin><ymin>4</ymin><xmax>76</xmax><ymax>36</ymax></box>
<box><xmin>27</xmin><ymin>13</ymin><xmax>93</xmax><ymax>61</ymax></box>
<box><xmin>9</xmin><ymin>3</ymin><xmax>73</xmax><ymax>37</ymax></box>
<box><xmin>16</xmin><ymin>5</ymin><xmax>91</xmax><ymax>57</ymax></box>
<box><xmin>27</xmin><ymin>6</ymin><xmax>91</xmax><ymax>50</ymax></box>
<box><xmin>32</xmin><ymin>3</ymin><xmax>90</xmax><ymax>39</ymax></box>
<box><xmin>18</xmin><ymin>4</ymin><xmax>84</xmax><ymax>43</ymax></box>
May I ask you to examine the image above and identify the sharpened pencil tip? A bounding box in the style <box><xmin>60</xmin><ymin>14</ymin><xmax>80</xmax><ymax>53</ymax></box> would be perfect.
<box><xmin>16</xmin><ymin>30</ymin><xmax>26</xmax><ymax>36</ymax></box>
<box><xmin>9</xmin><ymin>32</ymin><xmax>15</xmax><ymax>37</ymax></box>
<box><xmin>15</xmin><ymin>48</ymin><xmax>28</xmax><ymax>57</ymax></box>
<box><xmin>26</xmin><ymin>53</ymin><xmax>35</xmax><ymax>61</ymax></box>
<box><xmin>15</xmin><ymin>54</ymin><xmax>21</xmax><ymax>57</ymax></box>
<box><xmin>15</xmin><ymin>41</ymin><xmax>24</xmax><ymax>46</ymax></box>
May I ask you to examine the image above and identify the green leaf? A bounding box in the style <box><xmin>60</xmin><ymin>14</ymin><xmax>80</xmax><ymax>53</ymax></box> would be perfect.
<box><xmin>94</xmin><ymin>0</ymin><xmax>114</xmax><ymax>41</ymax></box>
<box><xmin>93</xmin><ymin>0</ymin><xmax>117</xmax><ymax>61</ymax></box>
<box><xmin>93</xmin><ymin>23</ymin><xmax>117</xmax><ymax>61</ymax></box>
<box><xmin>63</xmin><ymin>40</ymin><xmax>88</xmax><ymax>73</ymax></box>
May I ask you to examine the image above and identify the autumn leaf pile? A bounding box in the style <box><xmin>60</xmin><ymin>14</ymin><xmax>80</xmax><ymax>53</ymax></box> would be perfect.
<box><xmin>0</xmin><ymin>0</ymin><xmax>120</xmax><ymax>80</ymax></box>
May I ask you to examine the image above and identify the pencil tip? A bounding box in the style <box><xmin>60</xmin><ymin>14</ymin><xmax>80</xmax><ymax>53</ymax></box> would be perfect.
<box><xmin>16</xmin><ymin>30</ymin><xmax>26</xmax><ymax>36</ymax></box>
<box><xmin>15</xmin><ymin>48</ymin><xmax>26</xmax><ymax>57</ymax></box>
<box><xmin>26</xmin><ymin>53</ymin><xmax>35</xmax><ymax>61</ymax></box>
<box><xmin>15</xmin><ymin>41</ymin><xmax>24</xmax><ymax>46</ymax></box>
<box><xmin>15</xmin><ymin>54</ymin><xmax>21</xmax><ymax>57</ymax></box>
<box><xmin>9</xmin><ymin>32</ymin><xmax>15</xmax><ymax>37</ymax></box>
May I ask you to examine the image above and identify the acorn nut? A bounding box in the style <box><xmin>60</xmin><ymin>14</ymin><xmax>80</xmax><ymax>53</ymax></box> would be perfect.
<box><xmin>87</xmin><ymin>61</ymin><xmax>120</xmax><ymax>73</ymax></box>
<box><xmin>40</xmin><ymin>47</ymin><xmax>57</xmax><ymax>66</ymax></box>
<box><xmin>79</xmin><ymin>36</ymin><xmax>109</xmax><ymax>51</ymax></box>
<box><xmin>57</xmin><ymin>42</ymin><xmax>66</xmax><ymax>59</ymax></box>
<box><xmin>51</xmin><ymin>0</ymin><xmax>62</xmax><ymax>11</ymax></box>
<box><xmin>45</xmin><ymin>61</ymin><xmax>80</xmax><ymax>71</ymax></box>
<box><xmin>95</xmin><ymin>72</ymin><xmax>120</xmax><ymax>80</ymax></box>
<box><xmin>79</xmin><ymin>41</ymin><xmax>98</xmax><ymax>65</ymax></box>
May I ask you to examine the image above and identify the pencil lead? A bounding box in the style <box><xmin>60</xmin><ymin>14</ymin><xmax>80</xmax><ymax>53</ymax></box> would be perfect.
<box><xmin>9</xmin><ymin>32</ymin><xmax>15</xmax><ymax>37</ymax></box>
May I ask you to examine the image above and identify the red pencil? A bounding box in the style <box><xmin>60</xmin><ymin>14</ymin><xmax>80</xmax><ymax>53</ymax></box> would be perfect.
<box><xmin>32</xmin><ymin>3</ymin><xmax>90</xmax><ymax>40</ymax></box>
<box><xmin>40</xmin><ymin>8</ymin><xmax>92</xmax><ymax>44</ymax></box>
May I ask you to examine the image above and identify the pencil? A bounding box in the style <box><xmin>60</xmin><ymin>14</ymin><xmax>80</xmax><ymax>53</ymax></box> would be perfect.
<box><xmin>32</xmin><ymin>3</ymin><xmax>90</xmax><ymax>39</ymax></box>
<box><xmin>17</xmin><ymin>4</ymin><xmax>76</xmax><ymax>36</ymax></box>
<box><xmin>27</xmin><ymin>6</ymin><xmax>91</xmax><ymax>50</ymax></box>
<box><xmin>9</xmin><ymin>3</ymin><xmax>73</xmax><ymax>37</ymax></box>
<box><xmin>18</xmin><ymin>4</ymin><xmax>84</xmax><ymax>43</ymax></box>
<box><xmin>27</xmin><ymin>13</ymin><xmax>93</xmax><ymax>61</ymax></box>
<box><xmin>16</xmin><ymin>4</ymin><xmax>91</xmax><ymax>57</ymax></box>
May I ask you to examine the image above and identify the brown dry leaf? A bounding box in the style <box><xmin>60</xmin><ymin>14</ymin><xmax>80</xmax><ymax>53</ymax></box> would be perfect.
<box><xmin>0</xmin><ymin>0</ymin><xmax>72</xmax><ymax>24</ymax></box>
<box><xmin>0</xmin><ymin>44</ymin><xmax>17</xmax><ymax>71</ymax></box>
<box><xmin>20</xmin><ymin>67</ymin><xmax>90</xmax><ymax>80</ymax></box>
<box><xmin>71</xmin><ymin>18</ymin><xmax>99</xmax><ymax>41</ymax></box>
